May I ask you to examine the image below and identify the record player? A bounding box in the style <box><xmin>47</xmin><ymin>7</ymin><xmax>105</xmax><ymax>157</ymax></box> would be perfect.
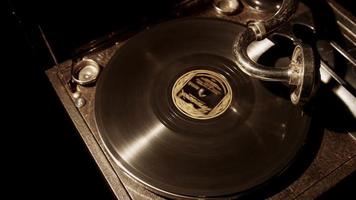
<box><xmin>44</xmin><ymin>0</ymin><xmax>356</xmax><ymax>199</ymax></box>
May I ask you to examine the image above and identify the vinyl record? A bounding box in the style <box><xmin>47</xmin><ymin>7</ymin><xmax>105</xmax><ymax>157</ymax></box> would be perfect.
<box><xmin>95</xmin><ymin>18</ymin><xmax>310</xmax><ymax>198</ymax></box>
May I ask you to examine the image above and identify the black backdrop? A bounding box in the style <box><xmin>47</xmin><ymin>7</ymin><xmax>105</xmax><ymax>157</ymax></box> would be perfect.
<box><xmin>6</xmin><ymin>1</ymin><xmax>186</xmax><ymax>199</ymax></box>
<box><xmin>9</xmin><ymin>0</ymin><xmax>184</xmax><ymax>63</ymax></box>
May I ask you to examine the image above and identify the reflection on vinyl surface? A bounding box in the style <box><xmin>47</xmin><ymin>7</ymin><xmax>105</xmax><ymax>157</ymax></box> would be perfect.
<box><xmin>95</xmin><ymin>19</ymin><xmax>310</xmax><ymax>198</ymax></box>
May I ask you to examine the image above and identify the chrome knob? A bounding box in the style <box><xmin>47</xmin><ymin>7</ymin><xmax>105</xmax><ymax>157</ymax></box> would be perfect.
<box><xmin>213</xmin><ymin>0</ymin><xmax>240</xmax><ymax>15</ymax></box>
<box><xmin>242</xmin><ymin>0</ymin><xmax>281</xmax><ymax>12</ymax></box>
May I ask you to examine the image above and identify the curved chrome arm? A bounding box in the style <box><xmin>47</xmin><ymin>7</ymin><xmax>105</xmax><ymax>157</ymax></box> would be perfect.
<box><xmin>233</xmin><ymin>0</ymin><xmax>315</xmax><ymax>104</ymax></box>
<box><xmin>233</xmin><ymin>28</ymin><xmax>298</xmax><ymax>84</ymax></box>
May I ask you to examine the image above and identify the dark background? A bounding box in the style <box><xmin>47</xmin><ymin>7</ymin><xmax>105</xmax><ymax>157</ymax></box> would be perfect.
<box><xmin>6</xmin><ymin>0</ymin><xmax>355</xmax><ymax>199</ymax></box>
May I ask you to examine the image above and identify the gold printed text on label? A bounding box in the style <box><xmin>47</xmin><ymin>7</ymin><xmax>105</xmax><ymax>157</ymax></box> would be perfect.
<box><xmin>172</xmin><ymin>69</ymin><xmax>232</xmax><ymax>119</ymax></box>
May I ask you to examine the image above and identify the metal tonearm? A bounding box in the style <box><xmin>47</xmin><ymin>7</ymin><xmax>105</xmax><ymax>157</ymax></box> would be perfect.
<box><xmin>233</xmin><ymin>0</ymin><xmax>316</xmax><ymax>105</ymax></box>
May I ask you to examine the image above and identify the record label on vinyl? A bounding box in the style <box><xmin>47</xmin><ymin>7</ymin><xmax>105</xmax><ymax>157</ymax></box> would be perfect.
<box><xmin>172</xmin><ymin>69</ymin><xmax>232</xmax><ymax>119</ymax></box>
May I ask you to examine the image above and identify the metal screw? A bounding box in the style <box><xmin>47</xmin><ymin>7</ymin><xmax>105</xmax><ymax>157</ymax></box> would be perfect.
<box><xmin>72</xmin><ymin>91</ymin><xmax>81</xmax><ymax>99</ymax></box>
<box><xmin>75</xmin><ymin>97</ymin><xmax>86</xmax><ymax>108</ymax></box>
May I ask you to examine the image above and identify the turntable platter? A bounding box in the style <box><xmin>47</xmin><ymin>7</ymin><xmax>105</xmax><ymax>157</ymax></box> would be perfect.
<box><xmin>95</xmin><ymin>18</ymin><xmax>310</xmax><ymax>198</ymax></box>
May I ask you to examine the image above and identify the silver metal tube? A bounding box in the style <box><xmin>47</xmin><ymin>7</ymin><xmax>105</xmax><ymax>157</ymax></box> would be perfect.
<box><xmin>233</xmin><ymin>0</ymin><xmax>298</xmax><ymax>83</ymax></box>
<box><xmin>233</xmin><ymin>28</ymin><xmax>292</xmax><ymax>82</ymax></box>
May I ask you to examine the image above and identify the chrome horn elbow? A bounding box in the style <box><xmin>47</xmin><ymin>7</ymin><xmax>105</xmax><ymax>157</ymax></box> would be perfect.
<box><xmin>233</xmin><ymin>0</ymin><xmax>316</xmax><ymax>105</ymax></box>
